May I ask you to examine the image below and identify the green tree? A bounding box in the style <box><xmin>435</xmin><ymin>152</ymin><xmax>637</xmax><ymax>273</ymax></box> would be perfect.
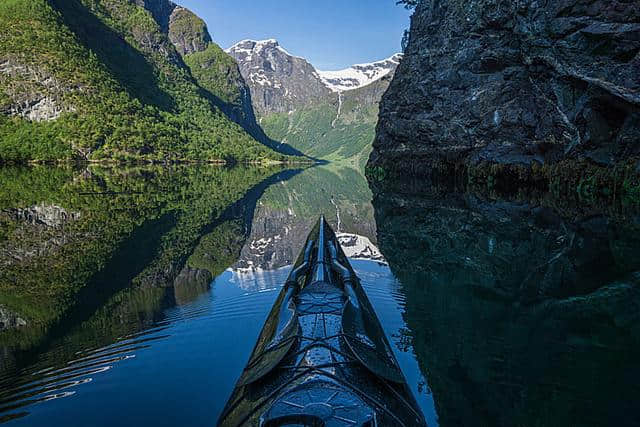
<box><xmin>396</xmin><ymin>0</ymin><xmax>420</xmax><ymax>9</ymax></box>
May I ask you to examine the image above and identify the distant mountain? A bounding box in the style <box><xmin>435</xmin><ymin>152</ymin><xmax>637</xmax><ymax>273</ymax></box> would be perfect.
<box><xmin>0</xmin><ymin>0</ymin><xmax>286</xmax><ymax>163</ymax></box>
<box><xmin>227</xmin><ymin>39</ymin><xmax>401</xmax><ymax>167</ymax></box>
<box><xmin>318</xmin><ymin>54</ymin><xmax>403</xmax><ymax>92</ymax></box>
<box><xmin>226</xmin><ymin>39</ymin><xmax>332</xmax><ymax>116</ymax></box>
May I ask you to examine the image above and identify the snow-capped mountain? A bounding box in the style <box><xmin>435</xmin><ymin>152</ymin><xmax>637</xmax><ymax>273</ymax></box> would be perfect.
<box><xmin>226</xmin><ymin>39</ymin><xmax>401</xmax><ymax>161</ymax></box>
<box><xmin>318</xmin><ymin>54</ymin><xmax>403</xmax><ymax>92</ymax></box>
<box><xmin>226</xmin><ymin>39</ymin><xmax>331</xmax><ymax>116</ymax></box>
<box><xmin>226</xmin><ymin>39</ymin><xmax>402</xmax><ymax>115</ymax></box>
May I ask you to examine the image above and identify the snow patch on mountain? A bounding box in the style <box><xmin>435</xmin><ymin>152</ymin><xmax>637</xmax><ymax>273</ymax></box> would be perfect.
<box><xmin>226</xmin><ymin>39</ymin><xmax>331</xmax><ymax>114</ymax></box>
<box><xmin>227</xmin><ymin>38</ymin><xmax>401</xmax><ymax>116</ymax></box>
<box><xmin>318</xmin><ymin>54</ymin><xmax>403</xmax><ymax>92</ymax></box>
<box><xmin>226</xmin><ymin>39</ymin><xmax>303</xmax><ymax>61</ymax></box>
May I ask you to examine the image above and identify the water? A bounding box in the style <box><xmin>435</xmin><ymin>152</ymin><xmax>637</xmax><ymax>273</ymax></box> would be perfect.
<box><xmin>1</xmin><ymin>164</ymin><xmax>639</xmax><ymax>426</ymax></box>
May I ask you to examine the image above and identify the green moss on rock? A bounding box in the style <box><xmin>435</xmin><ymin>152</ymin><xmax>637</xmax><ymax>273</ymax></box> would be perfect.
<box><xmin>168</xmin><ymin>6</ymin><xmax>212</xmax><ymax>56</ymax></box>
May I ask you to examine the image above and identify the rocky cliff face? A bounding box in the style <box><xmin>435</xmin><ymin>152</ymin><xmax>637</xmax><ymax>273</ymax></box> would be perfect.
<box><xmin>227</xmin><ymin>39</ymin><xmax>332</xmax><ymax>116</ymax></box>
<box><xmin>167</xmin><ymin>6</ymin><xmax>212</xmax><ymax>56</ymax></box>
<box><xmin>133</xmin><ymin>0</ymin><xmax>176</xmax><ymax>31</ymax></box>
<box><xmin>370</xmin><ymin>0</ymin><xmax>640</xmax><ymax>180</ymax></box>
<box><xmin>0</xmin><ymin>60</ymin><xmax>79</xmax><ymax>122</ymax></box>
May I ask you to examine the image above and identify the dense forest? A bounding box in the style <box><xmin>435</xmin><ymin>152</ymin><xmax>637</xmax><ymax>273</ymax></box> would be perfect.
<box><xmin>0</xmin><ymin>0</ymin><xmax>289</xmax><ymax>164</ymax></box>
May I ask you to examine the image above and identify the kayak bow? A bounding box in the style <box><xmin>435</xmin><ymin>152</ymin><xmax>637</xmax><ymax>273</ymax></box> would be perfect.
<box><xmin>218</xmin><ymin>216</ymin><xmax>426</xmax><ymax>427</ymax></box>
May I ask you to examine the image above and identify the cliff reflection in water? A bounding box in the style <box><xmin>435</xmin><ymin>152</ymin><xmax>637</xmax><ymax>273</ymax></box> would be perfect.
<box><xmin>372</xmin><ymin>179</ymin><xmax>640</xmax><ymax>427</ymax></box>
<box><xmin>232</xmin><ymin>165</ymin><xmax>379</xmax><ymax>273</ymax></box>
<box><xmin>0</xmin><ymin>163</ymin><xmax>384</xmax><ymax>424</ymax></box>
<box><xmin>0</xmin><ymin>164</ymin><xmax>299</xmax><ymax>422</ymax></box>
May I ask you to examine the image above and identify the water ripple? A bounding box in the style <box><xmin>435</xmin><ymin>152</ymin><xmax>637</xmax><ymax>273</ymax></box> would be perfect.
<box><xmin>0</xmin><ymin>259</ymin><xmax>416</xmax><ymax>425</ymax></box>
<box><xmin>0</xmin><ymin>322</ymin><xmax>172</xmax><ymax>423</ymax></box>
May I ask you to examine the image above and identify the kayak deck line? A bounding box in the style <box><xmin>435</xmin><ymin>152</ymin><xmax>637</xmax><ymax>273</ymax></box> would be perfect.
<box><xmin>218</xmin><ymin>216</ymin><xmax>426</xmax><ymax>427</ymax></box>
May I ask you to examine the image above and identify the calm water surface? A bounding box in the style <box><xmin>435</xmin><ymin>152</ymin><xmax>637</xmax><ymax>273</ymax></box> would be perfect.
<box><xmin>0</xmin><ymin>165</ymin><xmax>638</xmax><ymax>426</ymax></box>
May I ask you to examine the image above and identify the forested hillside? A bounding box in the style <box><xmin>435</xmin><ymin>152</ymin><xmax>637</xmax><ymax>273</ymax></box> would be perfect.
<box><xmin>0</xmin><ymin>0</ymin><xmax>287</xmax><ymax>164</ymax></box>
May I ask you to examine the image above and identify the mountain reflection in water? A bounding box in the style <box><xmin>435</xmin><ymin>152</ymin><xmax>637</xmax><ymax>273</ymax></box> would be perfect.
<box><xmin>0</xmin><ymin>164</ymin><xmax>409</xmax><ymax>425</ymax></box>
<box><xmin>0</xmin><ymin>165</ymin><xmax>639</xmax><ymax>426</ymax></box>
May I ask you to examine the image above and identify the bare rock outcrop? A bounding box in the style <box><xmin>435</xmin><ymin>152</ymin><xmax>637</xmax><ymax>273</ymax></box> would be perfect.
<box><xmin>370</xmin><ymin>0</ymin><xmax>640</xmax><ymax>177</ymax></box>
<box><xmin>0</xmin><ymin>60</ymin><xmax>78</xmax><ymax>121</ymax></box>
<box><xmin>0</xmin><ymin>306</ymin><xmax>27</xmax><ymax>331</ymax></box>
<box><xmin>167</xmin><ymin>6</ymin><xmax>212</xmax><ymax>56</ymax></box>
<box><xmin>227</xmin><ymin>39</ymin><xmax>333</xmax><ymax>116</ymax></box>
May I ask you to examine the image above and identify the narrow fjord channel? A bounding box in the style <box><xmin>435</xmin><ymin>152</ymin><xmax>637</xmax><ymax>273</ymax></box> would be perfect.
<box><xmin>1</xmin><ymin>0</ymin><xmax>639</xmax><ymax>423</ymax></box>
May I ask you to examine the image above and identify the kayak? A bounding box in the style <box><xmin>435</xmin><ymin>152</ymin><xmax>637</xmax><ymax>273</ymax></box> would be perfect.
<box><xmin>218</xmin><ymin>216</ymin><xmax>426</xmax><ymax>426</ymax></box>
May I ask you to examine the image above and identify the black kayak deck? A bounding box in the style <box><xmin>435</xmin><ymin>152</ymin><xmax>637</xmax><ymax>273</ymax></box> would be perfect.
<box><xmin>218</xmin><ymin>217</ymin><xmax>426</xmax><ymax>427</ymax></box>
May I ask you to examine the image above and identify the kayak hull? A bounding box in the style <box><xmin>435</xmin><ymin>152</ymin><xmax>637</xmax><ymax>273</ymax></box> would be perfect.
<box><xmin>218</xmin><ymin>217</ymin><xmax>426</xmax><ymax>427</ymax></box>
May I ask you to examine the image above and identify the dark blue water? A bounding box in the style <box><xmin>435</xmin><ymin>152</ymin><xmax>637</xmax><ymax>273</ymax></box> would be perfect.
<box><xmin>1</xmin><ymin>164</ymin><xmax>639</xmax><ymax>426</ymax></box>
<box><xmin>0</xmin><ymin>261</ymin><xmax>437</xmax><ymax>426</ymax></box>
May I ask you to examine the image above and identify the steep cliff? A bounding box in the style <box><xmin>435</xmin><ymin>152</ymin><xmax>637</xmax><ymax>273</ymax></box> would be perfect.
<box><xmin>162</xmin><ymin>6</ymin><xmax>280</xmax><ymax>153</ymax></box>
<box><xmin>370</xmin><ymin>0</ymin><xmax>640</xmax><ymax>186</ymax></box>
<box><xmin>0</xmin><ymin>0</ymin><xmax>284</xmax><ymax>163</ymax></box>
<box><xmin>167</xmin><ymin>5</ymin><xmax>212</xmax><ymax>56</ymax></box>
<box><xmin>227</xmin><ymin>39</ymin><xmax>332</xmax><ymax>116</ymax></box>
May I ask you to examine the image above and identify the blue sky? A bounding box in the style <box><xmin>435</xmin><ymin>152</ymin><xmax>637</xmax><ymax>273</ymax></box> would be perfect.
<box><xmin>173</xmin><ymin>0</ymin><xmax>412</xmax><ymax>70</ymax></box>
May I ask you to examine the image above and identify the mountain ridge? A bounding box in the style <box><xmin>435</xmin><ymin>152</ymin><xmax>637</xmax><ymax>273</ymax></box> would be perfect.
<box><xmin>318</xmin><ymin>53</ymin><xmax>403</xmax><ymax>92</ymax></box>
<box><xmin>226</xmin><ymin>39</ymin><xmax>331</xmax><ymax>117</ymax></box>
<box><xmin>227</xmin><ymin>38</ymin><xmax>402</xmax><ymax>95</ymax></box>
<box><xmin>227</xmin><ymin>38</ymin><xmax>401</xmax><ymax>166</ymax></box>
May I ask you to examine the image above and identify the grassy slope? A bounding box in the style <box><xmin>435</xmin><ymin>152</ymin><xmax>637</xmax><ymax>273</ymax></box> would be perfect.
<box><xmin>184</xmin><ymin>43</ymin><xmax>245</xmax><ymax>107</ymax></box>
<box><xmin>0</xmin><ymin>0</ymin><xmax>284</xmax><ymax>163</ymax></box>
<box><xmin>260</xmin><ymin>80</ymin><xmax>385</xmax><ymax>169</ymax></box>
<box><xmin>171</xmin><ymin>6</ymin><xmax>246</xmax><ymax>116</ymax></box>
